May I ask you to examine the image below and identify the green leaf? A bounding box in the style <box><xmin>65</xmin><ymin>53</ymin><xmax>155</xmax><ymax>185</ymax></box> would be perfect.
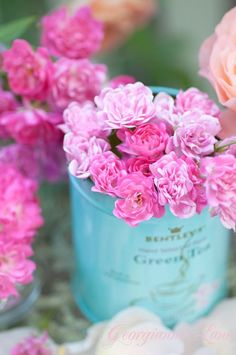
<box><xmin>0</xmin><ymin>16</ymin><xmax>36</xmax><ymax>45</ymax></box>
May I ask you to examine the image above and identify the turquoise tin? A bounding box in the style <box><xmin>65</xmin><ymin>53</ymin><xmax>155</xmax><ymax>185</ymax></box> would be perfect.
<box><xmin>69</xmin><ymin>87</ymin><xmax>230</xmax><ymax>327</ymax></box>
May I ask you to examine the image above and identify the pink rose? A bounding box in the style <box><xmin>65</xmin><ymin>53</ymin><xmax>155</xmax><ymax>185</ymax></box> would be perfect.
<box><xmin>114</xmin><ymin>172</ymin><xmax>165</xmax><ymax>226</ymax></box>
<box><xmin>41</xmin><ymin>6</ymin><xmax>104</xmax><ymax>59</ymax></box>
<box><xmin>3</xmin><ymin>40</ymin><xmax>52</xmax><ymax>100</ymax></box>
<box><xmin>175</xmin><ymin>88</ymin><xmax>220</xmax><ymax>117</ymax></box>
<box><xmin>1</xmin><ymin>108</ymin><xmax>62</xmax><ymax>145</ymax></box>
<box><xmin>109</xmin><ymin>75</ymin><xmax>136</xmax><ymax>88</ymax></box>
<box><xmin>201</xmin><ymin>154</ymin><xmax>236</xmax><ymax>230</ymax></box>
<box><xmin>154</xmin><ymin>92</ymin><xmax>179</xmax><ymax>127</ymax></box>
<box><xmin>150</xmin><ymin>152</ymin><xmax>201</xmax><ymax>218</ymax></box>
<box><xmin>50</xmin><ymin>58</ymin><xmax>107</xmax><ymax>111</ymax></box>
<box><xmin>167</xmin><ymin>112</ymin><xmax>221</xmax><ymax>160</ymax></box>
<box><xmin>95</xmin><ymin>82</ymin><xmax>155</xmax><ymax>129</ymax></box>
<box><xmin>126</xmin><ymin>156</ymin><xmax>155</xmax><ymax>176</ymax></box>
<box><xmin>117</xmin><ymin>122</ymin><xmax>169</xmax><ymax>158</ymax></box>
<box><xmin>90</xmin><ymin>152</ymin><xmax>127</xmax><ymax>196</ymax></box>
<box><xmin>64</xmin><ymin>133</ymin><xmax>110</xmax><ymax>178</ymax></box>
<box><xmin>62</xmin><ymin>102</ymin><xmax>109</xmax><ymax>138</ymax></box>
<box><xmin>199</xmin><ymin>7</ymin><xmax>236</xmax><ymax>112</ymax></box>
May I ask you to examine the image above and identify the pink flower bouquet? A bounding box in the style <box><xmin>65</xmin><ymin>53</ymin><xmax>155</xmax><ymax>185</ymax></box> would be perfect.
<box><xmin>63</xmin><ymin>82</ymin><xmax>236</xmax><ymax>230</ymax></box>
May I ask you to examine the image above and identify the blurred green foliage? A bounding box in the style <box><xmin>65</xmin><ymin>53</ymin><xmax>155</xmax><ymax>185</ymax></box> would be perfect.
<box><xmin>0</xmin><ymin>0</ymin><xmax>48</xmax><ymax>44</ymax></box>
<box><xmin>0</xmin><ymin>16</ymin><xmax>36</xmax><ymax>46</ymax></box>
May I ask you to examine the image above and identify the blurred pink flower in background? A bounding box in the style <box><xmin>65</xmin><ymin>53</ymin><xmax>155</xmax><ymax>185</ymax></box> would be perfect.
<box><xmin>50</xmin><ymin>58</ymin><xmax>107</xmax><ymax>111</ymax></box>
<box><xmin>0</xmin><ymin>163</ymin><xmax>43</xmax><ymax>300</ymax></box>
<box><xmin>0</xmin><ymin>86</ymin><xmax>19</xmax><ymax>139</ymax></box>
<box><xmin>95</xmin><ymin>82</ymin><xmax>155</xmax><ymax>129</ymax></box>
<box><xmin>0</xmin><ymin>163</ymin><xmax>43</xmax><ymax>241</ymax></box>
<box><xmin>3</xmin><ymin>40</ymin><xmax>53</xmax><ymax>101</ymax></box>
<box><xmin>41</xmin><ymin>6</ymin><xmax>104</xmax><ymax>59</ymax></box>
<box><xmin>0</xmin><ymin>143</ymin><xmax>66</xmax><ymax>183</ymax></box>
<box><xmin>0</xmin><ymin>109</ymin><xmax>62</xmax><ymax>145</ymax></box>
<box><xmin>109</xmin><ymin>75</ymin><xmax>136</xmax><ymax>89</ymax></box>
<box><xmin>199</xmin><ymin>7</ymin><xmax>236</xmax><ymax>113</ymax></box>
<box><xmin>11</xmin><ymin>332</ymin><xmax>52</xmax><ymax>355</ymax></box>
<box><xmin>201</xmin><ymin>154</ymin><xmax>236</xmax><ymax>231</ymax></box>
<box><xmin>88</xmin><ymin>0</ymin><xmax>157</xmax><ymax>50</ymax></box>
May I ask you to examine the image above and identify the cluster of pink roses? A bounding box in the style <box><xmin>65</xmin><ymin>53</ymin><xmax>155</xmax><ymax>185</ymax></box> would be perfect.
<box><xmin>0</xmin><ymin>163</ymin><xmax>43</xmax><ymax>301</ymax></box>
<box><xmin>0</xmin><ymin>5</ymin><xmax>112</xmax><ymax>182</ymax></box>
<box><xmin>64</xmin><ymin>82</ymin><xmax>236</xmax><ymax>229</ymax></box>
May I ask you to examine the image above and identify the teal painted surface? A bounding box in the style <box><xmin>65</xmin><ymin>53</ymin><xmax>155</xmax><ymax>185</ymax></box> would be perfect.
<box><xmin>69</xmin><ymin>87</ymin><xmax>230</xmax><ymax>327</ymax></box>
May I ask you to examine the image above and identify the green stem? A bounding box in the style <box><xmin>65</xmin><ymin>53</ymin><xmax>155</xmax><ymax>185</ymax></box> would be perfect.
<box><xmin>215</xmin><ymin>140</ymin><xmax>236</xmax><ymax>152</ymax></box>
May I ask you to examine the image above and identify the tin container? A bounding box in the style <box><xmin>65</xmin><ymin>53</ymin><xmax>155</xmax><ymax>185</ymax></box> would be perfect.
<box><xmin>69</xmin><ymin>87</ymin><xmax>230</xmax><ymax>327</ymax></box>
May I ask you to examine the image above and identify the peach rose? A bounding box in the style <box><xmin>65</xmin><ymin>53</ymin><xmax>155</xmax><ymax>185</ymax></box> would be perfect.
<box><xmin>199</xmin><ymin>7</ymin><xmax>236</xmax><ymax>113</ymax></box>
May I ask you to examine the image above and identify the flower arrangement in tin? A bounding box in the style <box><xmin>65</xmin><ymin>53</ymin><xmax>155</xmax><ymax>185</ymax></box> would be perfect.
<box><xmin>63</xmin><ymin>82</ymin><xmax>236</xmax><ymax>230</ymax></box>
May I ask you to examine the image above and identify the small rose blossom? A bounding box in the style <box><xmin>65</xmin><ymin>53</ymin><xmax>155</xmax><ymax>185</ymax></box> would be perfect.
<box><xmin>109</xmin><ymin>75</ymin><xmax>136</xmax><ymax>88</ymax></box>
<box><xmin>3</xmin><ymin>40</ymin><xmax>52</xmax><ymax>100</ymax></box>
<box><xmin>95</xmin><ymin>82</ymin><xmax>155</xmax><ymax>129</ymax></box>
<box><xmin>50</xmin><ymin>58</ymin><xmax>107</xmax><ymax>111</ymax></box>
<box><xmin>64</xmin><ymin>133</ymin><xmax>110</xmax><ymax>178</ymax></box>
<box><xmin>11</xmin><ymin>332</ymin><xmax>52</xmax><ymax>355</ymax></box>
<box><xmin>90</xmin><ymin>152</ymin><xmax>127</xmax><ymax>196</ymax></box>
<box><xmin>1</xmin><ymin>108</ymin><xmax>63</xmax><ymax>145</ymax></box>
<box><xmin>117</xmin><ymin>122</ymin><xmax>169</xmax><ymax>158</ymax></box>
<box><xmin>150</xmin><ymin>152</ymin><xmax>199</xmax><ymax>218</ymax></box>
<box><xmin>62</xmin><ymin>102</ymin><xmax>109</xmax><ymax>138</ymax></box>
<box><xmin>114</xmin><ymin>172</ymin><xmax>165</xmax><ymax>226</ymax></box>
<box><xmin>154</xmin><ymin>92</ymin><xmax>179</xmax><ymax>127</ymax></box>
<box><xmin>126</xmin><ymin>156</ymin><xmax>155</xmax><ymax>176</ymax></box>
<box><xmin>41</xmin><ymin>6</ymin><xmax>104</xmax><ymax>59</ymax></box>
<box><xmin>201</xmin><ymin>154</ymin><xmax>236</xmax><ymax>230</ymax></box>
<box><xmin>167</xmin><ymin>112</ymin><xmax>221</xmax><ymax>160</ymax></box>
<box><xmin>175</xmin><ymin>88</ymin><xmax>220</xmax><ymax>117</ymax></box>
